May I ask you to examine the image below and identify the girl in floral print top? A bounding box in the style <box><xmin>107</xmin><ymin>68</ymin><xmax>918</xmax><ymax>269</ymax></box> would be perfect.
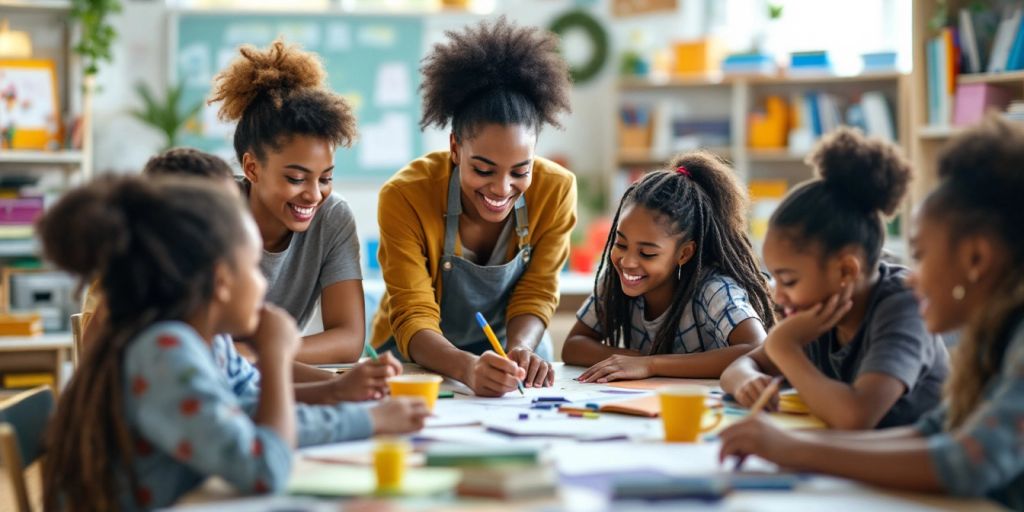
<box><xmin>37</xmin><ymin>176</ymin><xmax>428</xmax><ymax>511</ymax></box>
<box><xmin>718</xmin><ymin>116</ymin><xmax>1024</xmax><ymax>509</ymax></box>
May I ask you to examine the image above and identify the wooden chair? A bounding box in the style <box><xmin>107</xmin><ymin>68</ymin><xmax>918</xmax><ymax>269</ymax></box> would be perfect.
<box><xmin>0</xmin><ymin>386</ymin><xmax>54</xmax><ymax>512</ymax></box>
<box><xmin>69</xmin><ymin>313</ymin><xmax>83</xmax><ymax>368</ymax></box>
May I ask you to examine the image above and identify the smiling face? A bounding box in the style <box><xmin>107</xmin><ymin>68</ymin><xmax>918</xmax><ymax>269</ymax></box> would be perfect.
<box><xmin>452</xmin><ymin>124</ymin><xmax>535</xmax><ymax>224</ymax></box>
<box><xmin>762</xmin><ymin>228</ymin><xmax>848</xmax><ymax>317</ymax></box>
<box><xmin>610</xmin><ymin>204</ymin><xmax>694</xmax><ymax>301</ymax></box>
<box><xmin>243</xmin><ymin>135</ymin><xmax>335</xmax><ymax>234</ymax></box>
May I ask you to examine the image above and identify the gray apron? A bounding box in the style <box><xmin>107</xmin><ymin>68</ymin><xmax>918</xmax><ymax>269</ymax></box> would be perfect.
<box><xmin>380</xmin><ymin>166</ymin><xmax>553</xmax><ymax>360</ymax></box>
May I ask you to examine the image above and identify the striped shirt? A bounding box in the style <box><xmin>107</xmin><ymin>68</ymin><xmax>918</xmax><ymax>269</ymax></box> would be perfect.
<box><xmin>576</xmin><ymin>273</ymin><xmax>760</xmax><ymax>354</ymax></box>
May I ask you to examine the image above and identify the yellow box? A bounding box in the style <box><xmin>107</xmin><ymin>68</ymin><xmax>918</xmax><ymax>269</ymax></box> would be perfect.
<box><xmin>0</xmin><ymin>312</ymin><xmax>43</xmax><ymax>337</ymax></box>
<box><xmin>672</xmin><ymin>38</ymin><xmax>725</xmax><ymax>76</ymax></box>
<box><xmin>618</xmin><ymin>122</ymin><xmax>652</xmax><ymax>151</ymax></box>
<box><xmin>748</xmin><ymin>180</ymin><xmax>788</xmax><ymax>200</ymax></box>
<box><xmin>748</xmin><ymin>96</ymin><xmax>789</xmax><ymax>149</ymax></box>
<box><xmin>2</xmin><ymin>372</ymin><xmax>54</xmax><ymax>388</ymax></box>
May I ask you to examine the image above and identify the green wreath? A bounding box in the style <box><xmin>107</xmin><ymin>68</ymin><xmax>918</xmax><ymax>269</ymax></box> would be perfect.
<box><xmin>549</xmin><ymin>10</ymin><xmax>608</xmax><ymax>84</ymax></box>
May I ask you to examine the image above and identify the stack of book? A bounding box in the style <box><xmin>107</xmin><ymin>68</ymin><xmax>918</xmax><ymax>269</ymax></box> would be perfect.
<box><xmin>1005</xmin><ymin>100</ymin><xmax>1024</xmax><ymax>122</ymax></box>
<box><xmin>788</xmin><ymin>51</ymin><xmax>832</xmax><ymax>75</ymax></box>
<box><xmin>425</xmin><ymin>444</ymin><xmax>558</xmax><ymax>500</ymax></box>
<box><xmin>721</xmin><ymin>53</ymin><xmax>777</xmax><ymax>76</ymax></box>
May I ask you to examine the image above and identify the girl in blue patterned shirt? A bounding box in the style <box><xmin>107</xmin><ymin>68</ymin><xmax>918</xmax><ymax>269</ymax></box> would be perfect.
<box><xmin>719</xmin><ymin>116</ymin><xmax>1024</xmax><ymax>509</ymax></box>
<box><xmin>563</xmin><ymin>152</ymin><xmax>775</xmax><ymax>382</ymax></box>
<box><xmin>38</xmin><ymin>177</ymin><xmax>429</xmax><ymax>511</ymax></box>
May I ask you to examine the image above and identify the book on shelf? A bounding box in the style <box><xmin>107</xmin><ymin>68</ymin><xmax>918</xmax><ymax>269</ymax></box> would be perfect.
<box><xmin>927</xmin><ymin>28</ymin><xmax>958</xmax><ymax>126</ymax></box>
<box><xmin>960</xmin><ymin>9</ymin><xmax>982</xmax><ymax>73</ymax></box>
<box><xmin>987</xmin><ymin>8</ymin><xmax>1020</xmax><ymax>73</ymax></box>
<box><xmin>861</xmin><ymin>51</ymin><xmax>899</xmax><ymax>73</ymax></box>
<box><xmin>860</xmin><ymin>91</ymin><xmax>896</xmax><ymax>142</ymax></box>
<box><xmin>0</xmin><ymin>312</ymin><xmax>43</xmax><ymax>336</ymax></box>
<box><xmin>0</xmin><ymin>225</ymin><xmax>34</xmax><ymax>239</ymax></box>
<box><xmin>2</xmin><ymin>372</ymin><xmax>54</xmax><ymax>389</ymax></box>
<box><xmin>959</xmin><ymin>7</ymin><xmax>1001</xmax><ymax>73</ymax></box>
<box><xmin>722</xmin><ymin>52</ymin><xmax>777</xmax><ymax>76</ymax></box>
<box><xmin>788</xmin><ymin>50</ymin><xmax>833</xmax><ymax>75</ymax></box>
<box><xmin>954</xmin><ymin>83</ymin><xmax>1012</xmax><ymax>126</ymax></box>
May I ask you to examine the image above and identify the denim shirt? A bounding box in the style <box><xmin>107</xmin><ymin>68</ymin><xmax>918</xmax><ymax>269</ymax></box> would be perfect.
<box><xmin>914</xmin><ymin>319</ymin><xmax>1024</xmax><ymax>509</ymax></box>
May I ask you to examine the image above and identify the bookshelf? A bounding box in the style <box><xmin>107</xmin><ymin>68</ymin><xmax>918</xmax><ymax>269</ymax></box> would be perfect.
<box><xmin>909</xmin><ymin>0</ymin><xmax>1024</xmax><ymax>206</ymax></box>
<box><xmin>615</xmin><ymin>71</ymin><xmax>909</xmax><ymax>259</ymax></box>
<box><xmin>0</xmin><ymin>0</ymin><xmax>90</xmax><ymax>369</ymax></box>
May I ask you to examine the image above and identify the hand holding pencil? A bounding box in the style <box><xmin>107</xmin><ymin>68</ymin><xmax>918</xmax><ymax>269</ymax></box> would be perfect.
<box><xmin>719</xmin><ymin>376</ymin><xmax>787</xmax><ymax>471</ymax></box>
<box><xmin>475</xmin><ymin>312</ymin><xmax>526</xmax><ymax>395</ymax></box>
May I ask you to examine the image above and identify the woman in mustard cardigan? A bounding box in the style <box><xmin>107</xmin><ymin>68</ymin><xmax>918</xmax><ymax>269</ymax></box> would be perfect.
<box><xmin>370</xmin><ymin>18</ymin><xmax>576</xmax><ymax>397</ymax></box>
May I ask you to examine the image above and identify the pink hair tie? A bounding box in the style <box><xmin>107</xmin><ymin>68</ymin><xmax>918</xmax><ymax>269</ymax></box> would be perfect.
<box><xmin>676</xmin><ymin>165</ymin><xmax>691</xmax><ymax>178</ymax></box>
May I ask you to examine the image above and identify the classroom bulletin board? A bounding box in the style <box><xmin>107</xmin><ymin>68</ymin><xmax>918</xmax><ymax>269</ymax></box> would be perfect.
<box><xmin>172</xmin><ymin>12</ymin><xmax>424</xmax><ymax>180</ymax></box>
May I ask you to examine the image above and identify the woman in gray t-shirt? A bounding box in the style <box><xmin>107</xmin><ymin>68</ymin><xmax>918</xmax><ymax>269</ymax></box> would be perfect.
<box><xmin>209</xmin><ymin>40</ymin><xmax>377</xmax><ymax>372</ymax></box>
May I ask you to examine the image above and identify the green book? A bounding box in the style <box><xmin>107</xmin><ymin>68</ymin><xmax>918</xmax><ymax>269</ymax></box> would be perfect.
<box><xmin>424</xmin><ymin>444</ymin><xmax>540</xmax><ymax>468</ymax></box>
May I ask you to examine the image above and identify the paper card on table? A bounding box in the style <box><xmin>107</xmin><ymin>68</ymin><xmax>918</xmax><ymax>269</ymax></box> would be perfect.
<box><xmin>561</xmin><ymin>395</ymin><xmax>722</xmax><ymax>418</ymax></box>
<box><xmin>303</xmin><ymin>451</ymin><xmax>427</xmax><ymax>467</ymax></box>
<box><xmin>712</xmin><ymin>409</ymin><xmax>826</xmax><ymax>433</ymax></box>
<box><xmin>425</xmin><ymin>414</ymin><xmax>482</xmax><ymax>428</ymax></box>
<box><xmin>606</xmin><ymin>377</ymin><xmax>719</xmax><ymax>391</ymax></box>
<box><xmin>484</xmin><ymin>418</ymin><xmax>634</xmax><ymax>441</ymax></box>
<box><xmin>287</xmin><ymin>461</ymin><xmax>460</xmax><ymax>497</ymax></box>
<box><xmin>172</xmin><ymin>495</ymin><xmax>338</xmax><ymax>511</ymax></box>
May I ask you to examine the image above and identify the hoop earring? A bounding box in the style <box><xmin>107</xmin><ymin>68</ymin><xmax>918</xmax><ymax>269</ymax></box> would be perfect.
<box><xmin>677</xmin><ymin>265</ymin><xmax>682</xmax><ymax>280</ymax></box>
<box><xmin>952</xmin><ymin>285</ymin><xmax>966</xmax><ymax>301</ymax></box>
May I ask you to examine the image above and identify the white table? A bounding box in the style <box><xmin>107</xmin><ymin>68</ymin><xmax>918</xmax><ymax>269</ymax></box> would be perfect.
<box><xmin>174</xmin><ymin>365</ymin><xmax>1006</xmax><ymax>512</ymax></box>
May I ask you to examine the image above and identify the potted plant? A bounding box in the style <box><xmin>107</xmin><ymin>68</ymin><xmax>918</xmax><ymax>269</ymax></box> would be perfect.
<box><xmin>130</xmin><ymin>81</ymin><xmax>203</xmax><ymax>151</ymax></box>
<box><xmin>71</xmin><ymin>0</ymin><xmax>121</xmax><ymax>78</ymax></box>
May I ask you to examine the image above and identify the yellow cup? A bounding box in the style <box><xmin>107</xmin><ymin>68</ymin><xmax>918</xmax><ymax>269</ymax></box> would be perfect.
<box><xmin>387</xmin><ymin>374</ymin><xmax>443</xmax><ymax>411</ymax></box>
<box><xmin>373</xmin><ymin>438</ymin><xmax>410</xmax><ymax>493</ymax></box>
<box><xmin>658</xmin><ymin>385</ymin><xmax>723</xmax><ymax>442</ymax></box>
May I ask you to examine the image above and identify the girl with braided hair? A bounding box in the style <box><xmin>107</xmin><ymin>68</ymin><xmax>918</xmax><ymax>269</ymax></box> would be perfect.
<box><xmin>370</xmin><ymin>17</ymin><xmax>576</xmax><ymax>397</ymax></box>
<box><xmin>564</xmin><ymin>151</ymin><xmax>776</xmax><ymax>383</ymax></box>
<box><xmin>39</xmin><ymin>177</ymin><xmax>428</xmax><ymax>511</ymax></box>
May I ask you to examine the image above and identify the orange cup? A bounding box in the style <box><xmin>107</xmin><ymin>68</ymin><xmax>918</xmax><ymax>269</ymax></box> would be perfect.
<box><xmin>658</xmin><ymin>385</ymin><xmax>723</xmax><ymax>442</ymax></box>
<box><xmin>387</xmin><ymin>374</ymin><xmax>443</xmax><ymax>411</ymax></box>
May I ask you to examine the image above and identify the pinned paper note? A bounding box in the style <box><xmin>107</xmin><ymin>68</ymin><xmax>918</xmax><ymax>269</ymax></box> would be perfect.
<box><xmin>374</xmin><ymin>62</ymin><xmax>412</xmax><ymax>107</ymax></box>
<box><xmin>178</xmin><ymin>43</ymin><xmax>212</xmax><ymax>88</ymax></box>
<box><xmin>358</xmin><ymin>112</ymin><xmax>412</xmax><ymax>169</ymax></box>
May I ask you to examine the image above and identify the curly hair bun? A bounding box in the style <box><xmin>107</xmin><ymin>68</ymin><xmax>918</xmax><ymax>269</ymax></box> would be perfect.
<box><xmin>209</xmin><ymin>39</ymin><xmax>326</xmax><ymax>122</ymax></box>
<box><xmin>806</xmin><ymin>127</ymin><xmax>911</xmax><ymax>216</ymax></box>
<box><xmin>419</xmin><ymin>16</ymin><xmax>571</xmax><ymax>132</ymax></box>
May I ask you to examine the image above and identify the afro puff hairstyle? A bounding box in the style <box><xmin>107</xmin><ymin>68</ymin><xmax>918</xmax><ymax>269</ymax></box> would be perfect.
<box><xmin>419</xmin><ymin>16</ymin><xmax>572</xmax><ymax>142</ymax></box>
<box><xmin>208</xmin><ymin>39</ymin><xmax>357</xmax><ymax>164</ymax></box>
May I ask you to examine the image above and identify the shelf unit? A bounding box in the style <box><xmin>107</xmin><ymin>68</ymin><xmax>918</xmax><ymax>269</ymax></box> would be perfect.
<box><xmin>0</xmin><ymin>0</ymin><xmax>91</xmax><ymax>254</ymax></box>
<box><xmin>615</xmin><ymin>72</ymin><xmax>909</xmax><ymax>182</ymax></box>
<box><xmin>909</xmin><ymin>0</ymin><xmax>1024</xmax><ymax>207</ymax></box>
<box><xmin>0</xmin><ymin>0</ymin><xmax>91</xmax><ymax>353</ymax></box>
<box><xmin>616</xmin><ymin>71</ymin><xmax>910</xmax><ymax>259</ymax></box>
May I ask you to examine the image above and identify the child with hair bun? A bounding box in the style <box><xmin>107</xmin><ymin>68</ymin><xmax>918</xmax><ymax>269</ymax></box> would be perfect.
<box><xmin>721</xmin><ymin>127</ymin><xmax>948</xmax><ymax>430</ymax></box>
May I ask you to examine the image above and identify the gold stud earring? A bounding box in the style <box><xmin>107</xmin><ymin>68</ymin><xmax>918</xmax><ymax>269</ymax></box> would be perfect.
<box><xmin>952</xmin><ymin>285</ymin><xmax>966</xmax><ymax>301</ymax></box>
